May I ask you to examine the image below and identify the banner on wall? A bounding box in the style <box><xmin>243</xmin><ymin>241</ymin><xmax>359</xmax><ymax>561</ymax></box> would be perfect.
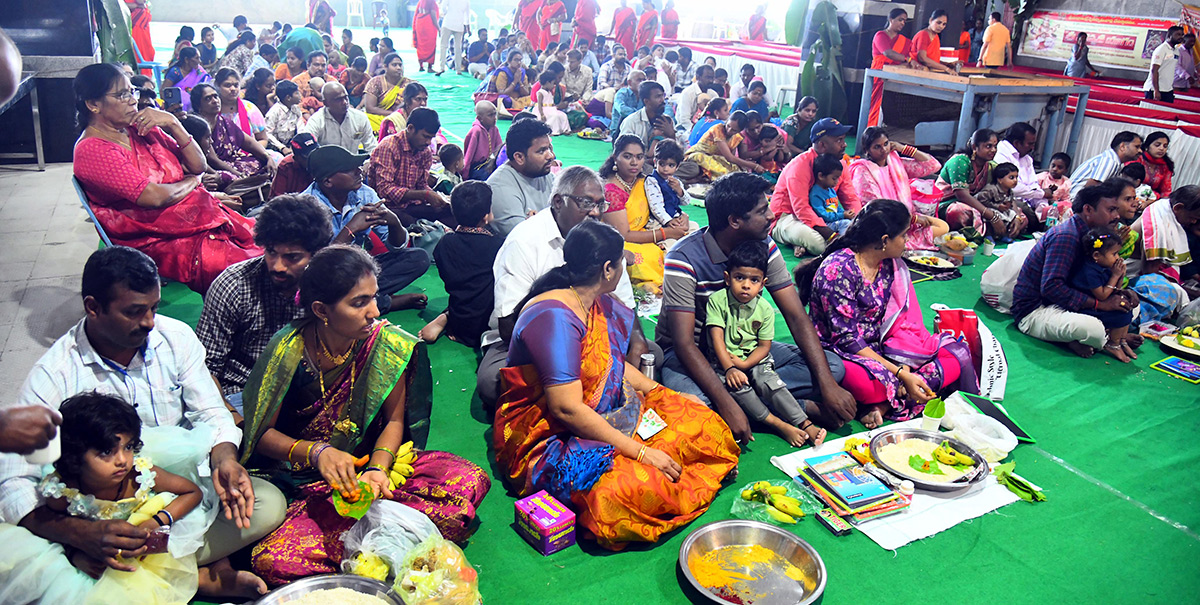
<box><xmin>1019</xmin><ymin>10</ymin><xmax>1178</xmax><ymax>70</ymax></box>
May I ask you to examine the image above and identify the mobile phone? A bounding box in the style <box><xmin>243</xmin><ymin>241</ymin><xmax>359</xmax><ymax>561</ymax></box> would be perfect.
<box><xmin>162</xmin><ymin>86</ymin><xmax>182</xmax><ymax>108</ymax></box>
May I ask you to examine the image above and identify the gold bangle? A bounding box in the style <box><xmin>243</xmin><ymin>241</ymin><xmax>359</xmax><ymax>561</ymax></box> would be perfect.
<box><xmin>636</xmin><ymin>446</ymin><xmax>647</xmax><ymax>463</ymax></box>
<box><xmin>304</xmin><ymin>441</ymin><xmax>317</xmax><ymax>466</ymax></box>
<box><xmin>287</xmin><ymin>439</ymin><xmax>302</xmax><ymax>463</ymax></box>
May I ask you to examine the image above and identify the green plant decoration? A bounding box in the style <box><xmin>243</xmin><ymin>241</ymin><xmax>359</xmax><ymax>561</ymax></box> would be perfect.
<box><xmin>795</xmin><ymin>1</ymin><xmax>846</xmax><ymax>121</ymax></box>
<box><xmin>94</xmin><ymin>0</ymin><xmax>137</xmax><ymax>67</ymax></box>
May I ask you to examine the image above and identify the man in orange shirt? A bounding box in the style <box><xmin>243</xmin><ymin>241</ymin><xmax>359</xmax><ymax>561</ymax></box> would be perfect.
<box><xmin>977</xmin><ymin>12</ymin><xmax>1011</xmax><ymax>68</ymax></box>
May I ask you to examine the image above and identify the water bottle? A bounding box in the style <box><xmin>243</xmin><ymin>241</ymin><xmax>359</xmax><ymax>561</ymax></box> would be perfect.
<box><xmin>638</xmin><ymin>353</ymin><xmax>656</xmax><ymax>382</ymax></box>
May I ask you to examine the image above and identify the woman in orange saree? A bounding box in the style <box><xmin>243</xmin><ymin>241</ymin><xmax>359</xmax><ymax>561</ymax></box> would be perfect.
<box><xmin>635</xmin><ymin>0</ymin><xmax>660</xmax><ymax>51</ymax></box>
<box><xmin>867</xmin><ymin>8</ymin><xmax>914</xmax><ymax>127</ymax></box>
<box><xmin>538</xmin><ymin>0</ymin><xmax>568</xmax><ymax>51</ymax></box>
<box><xmin>494</xmin><ymin>221</ymin><xmax>739</xmax><ymax>551</ymax></box>
<box><xmin>610</xmin><ymin>1</ymin><xmax>638</xmax><ymax>56</ymax></box>
<box><xmin>747</xmin><ymin>6</ymin><xmax>767</xmax><ymax>42</ymax></box>
<box><xmin>412</xmin><ymin>0</ymin><xmax>440</xmax><ymax>71</ymax></box>
<box><xmin>518</xmin><ymin>0</ymin><xmax>545</xmax><ymax>52</ymax></box>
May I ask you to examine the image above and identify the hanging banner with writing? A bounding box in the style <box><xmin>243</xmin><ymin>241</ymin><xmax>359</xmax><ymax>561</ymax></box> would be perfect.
<box><xmin>1019</xmin><ymin>10</ymin><xmax>1178</xmax><ymax>70</ymax></box>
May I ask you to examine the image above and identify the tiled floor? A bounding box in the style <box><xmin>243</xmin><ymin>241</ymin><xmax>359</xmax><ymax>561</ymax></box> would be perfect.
<box><xmin>0</xmin><ymin>164</ymin><xmax>95</xmax><ymax>395</ymax></box>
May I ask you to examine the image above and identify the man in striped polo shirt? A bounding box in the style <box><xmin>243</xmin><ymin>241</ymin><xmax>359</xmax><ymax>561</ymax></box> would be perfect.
<box><xmin>656</xmin><ymin>173</ymin><xmax>856</xmax><ymax>443</ymax></box>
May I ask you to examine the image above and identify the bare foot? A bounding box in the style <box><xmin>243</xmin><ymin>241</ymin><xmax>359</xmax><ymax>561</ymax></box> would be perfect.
<box><xmin>197</xmin><ymin>558</ymin><xmax>268</xmax><ymax>599</ymax></box>
<box><xmin>391</xmin><ymin>293</ymin><xmax>428</xmax><ymax>311</ymax></box>
<box><xmin>1102</xmin><ymin>343</ymin><xmax>1131</xmax><ymax>363</ymax></box>
<box><xmin>777</xmin><ymin>423</ymin><xmax>810</xmax><ymax>447</ymax></box>
<box><xmin>793</xmin><ymin>246</ymin><xmax>807</xmax><ymax>258</ymax></box>
<box><xmin>858</xmin><ymin>404</ymin><xmax>886</xmax><ymax>429</ymax></box>
<box><xmin>804</xmin><ymin>424</ymin><xmax>827</xmax><ymax>446</ymax></box>
<box><xmin>1121</xmin><ymin>340</ymin><xmax>1138</xmax><ymax>360</ymax></box>
<box><xmin>1065</xmin><ymin>341</ymin><xmax>1095</xmax><ymax>358</ymax></box>
<box><xmin>1125</xmin><ymin>333</ymin><xmax>1144</xmax><ymax>349</ymax></box>
<box><xmin>418</xmin><ymin>312</ymin><xmax>448</xmax><ymax>344</ymax></box>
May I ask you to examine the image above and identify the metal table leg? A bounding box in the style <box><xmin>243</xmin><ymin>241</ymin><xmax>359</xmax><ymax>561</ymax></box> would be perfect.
<box><xmin>30</xmin><ymin>85</ymin><xmax>44</xmax><ymax>171</ymax></box>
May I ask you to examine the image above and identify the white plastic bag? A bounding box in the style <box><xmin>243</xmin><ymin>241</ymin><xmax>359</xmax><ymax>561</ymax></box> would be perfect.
<box><xmin>342</xmin><ymin>501</ymin><xmax>439</xmax><ymax>581</ymax></box>
<box><xmin>949</xmin><ymin>413</ymin><xmax>1018</xmax><ymax>463</ymax></box>
<box><xmin>979</xmin><ymin>239</ymin><xmax>1037</xmax><ymax>314</ymax></box>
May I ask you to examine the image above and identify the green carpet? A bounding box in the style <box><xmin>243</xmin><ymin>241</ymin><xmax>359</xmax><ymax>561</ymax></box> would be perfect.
<box><xmin>173</xmin><ymin>58</ymin><xmax>1200</xmax><ymax>605</ymax></box>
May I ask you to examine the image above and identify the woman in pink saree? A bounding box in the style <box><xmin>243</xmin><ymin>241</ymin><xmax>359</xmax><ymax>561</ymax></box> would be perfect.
<box><xmin>799</xmin><ymin>200</ymin><xmax>977</xmax><ymax>428</ymax></box>
<box><xmin>848</xmin><ymin>127</ymin><xmax>947</xmax><ymax>251</ymax></box>
<box><xmin>72</xmin><ymin>64</ymin><xmax>259</xmax><ymax>294</ymax></box>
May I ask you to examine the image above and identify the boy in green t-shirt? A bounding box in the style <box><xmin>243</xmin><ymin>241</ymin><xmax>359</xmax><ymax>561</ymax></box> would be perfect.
<box><xmin>705</xmin><ymin>241</ymin><xmax>827</xmax><ymax>447</ymax></box>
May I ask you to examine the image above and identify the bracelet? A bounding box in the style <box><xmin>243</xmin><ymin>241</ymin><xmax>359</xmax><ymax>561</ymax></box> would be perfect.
<box><xmin>372</xmin><ymin>447</ymin><xmax>396</xmax><ymax>464</ymax></box>
<box><xmin>287</xmin><ymin>439</ymin><xmax>302</xmax><ymax>463</ymax></box>
<box><xmin>311</xmin><ymin>443</ymin><xmax>332</xmax><ymax>466</ymax></box>
<box><xmin>160</xmin><ymin>510</ymin><xmax>174</xmax><ymax>526</ymax></box>
<box><xmin>895</xmin><ymin>365</ymin><xmax>908</xmax><ymax>377</ymax></box>
<box><xmin>798</xmin><ymin>420</ymin><xmax>814</xmax><ymax>430</ymax></box>
<box><xmin>724</xmin><ymin>366</ymin><xmax>737</xmax><ymax>375</ymax></box>
<box><xmin>304</xmin><ymin>441</ymin><xmax>318</xmax><ymax>465</ymax></box>
<box><xmin>177</xmin><ymin>135</ymin><xmax>195</xmax><ymax>150</ymax></box>
<box><xmin>636</xmin><ymin>446</ymin><xmax>647</xmax><ymax>463</ymax></box>
<box><xmin>153</xmin><ymin>511</ymin><xmax>167</xmax><ymax>526</ymax></box>
<box><xmin>362</xmin><ymin>466</ymin><xmax>386</xmax><ymax>475</ymax></box>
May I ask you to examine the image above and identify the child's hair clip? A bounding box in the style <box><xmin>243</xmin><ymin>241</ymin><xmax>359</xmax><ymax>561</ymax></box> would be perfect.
<box><xmin>1093</xmin><ymin>238</ymin><xmax>1104</xmax><ymax>249</ymax></box>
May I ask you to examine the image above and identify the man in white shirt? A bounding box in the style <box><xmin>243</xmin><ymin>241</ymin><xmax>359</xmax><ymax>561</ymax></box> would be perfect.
<box><xmin>300</xmin><ymin>81</ymin><xmax>378</xmax><ymax>153</ymax></box>
<box><xmin>486</xmin><ymin>118</ymin><xmax>557</xmax><ymax>236</ymax></box>
<box><xmin>676</xmin><ymin>64</ymin><xmax>715</xmax><ymax>136</ymax></box>
<box><xmin>1146</xmin><ymin>26</ymin><xmax>1185</xmax><ymax>103</ymax></box>
<box><xmin>0</xmin><ymin>246</ymin><xmax>285</xmax><ymax>599</ymax></box>
<box><xmin>474</xmin><ymin>166</ymin><xmax>656</xmax><ymax>408</ymax></box>
<box><xmin>437</xmin><ymin>0</ymin><xmax>471</xmax><ymax>74</ymax></box>
<box><xmin>995</xmin><ymin>122</ymin><xmax>1051</xmax><ymax>225</ymax></box>
<box><xmin>729</xmin><ymin>63</ymin><xmax>772</xmax><ymax>106</ymax></box>
<box><xmin>1069</xmin><ymin>131</ymin><xmax>1142</xmax><ymax>200</ymax></box>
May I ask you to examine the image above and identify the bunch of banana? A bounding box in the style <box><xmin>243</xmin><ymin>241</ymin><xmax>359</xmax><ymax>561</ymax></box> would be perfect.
<box><xmin>932</xmin><ymin>441</ymin><xmax>975</xmax><ymax>467</ymax></box>
<box><xmin>844</xmin><ymin>438</ymin><xmax>874</xmax><ymax>465</ymax></box>
<box><xmin>1178</xmin><ymin>325</ymin><xmax>1199</xmax><ymax>348</ymax></box>
<box><xmin>387</xmin><ymin>441</ymin><xmax>417</xmax><ymax>490</ymax></box>
<box><xmin>740</xmin><ymin>481</ymin><xmax>805</xmax><ymax>524</ymax></box>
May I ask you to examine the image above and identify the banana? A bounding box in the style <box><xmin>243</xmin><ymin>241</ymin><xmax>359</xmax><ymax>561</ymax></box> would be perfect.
<box><xmin>389</xmin><ymin>470</ymin><xmax>407</xmax><ymax>488</ymax></box>
<box><xmin>933</xmin><ymin>445</ymin><xmax>959</xmax><ymax>465</ymax></box>
<box><xmin>394</xmin><ymin>451</ymin><xmax>417</xmax><ymax>465</ymax></box>
<box><xmin>954</xmin><ymin>452</ymin><xmax>975</xmax><ymax>466</ymax></box>
<box><xmin>769</xmin><ymin>495</ymin><xmax>805</xmax><ymax>518</ymax></box>
<box><xmin>741</xmin><ymin>489</ymin><xmax>756</xmax><ymax>501</ymax></box>
<box><xmin>393</xmin><ymin>462</ymin><xmax>415</xmax><ymax>477</ymax></box>
<box><xmin>764</xmin><ymin>505</ymin><xmax>797</xmax><ymax>524</ymax></box>
<box><xmin>753</xmin><ymin>481</ymin><xmax>771</xmax><ymax>491</ymax></box>
<box><xmin>766</xmin><ymin>485</ymin><xmax>788</xmax><ymax>495</ymax></box>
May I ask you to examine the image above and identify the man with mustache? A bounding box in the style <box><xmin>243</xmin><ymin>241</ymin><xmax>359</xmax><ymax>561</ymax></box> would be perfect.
<box><xmin>197</xmin><ymin>194</ymin><xmax>334</xmax><ymax>413</ymax></box>
<box><xmin>1</xmin><ymin>246</ymin><xmax>287</xmax><ymax>599</ymax></box>
<box><xmin>1012</xmin><ymin>183</ymin><xmax>1140</xmax><ymax>358</ymax></box>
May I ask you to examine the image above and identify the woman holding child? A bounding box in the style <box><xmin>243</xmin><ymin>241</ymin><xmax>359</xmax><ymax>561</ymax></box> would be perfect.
<box><xmin>601</xmin><ymin>136</ymin><xmax>687</xmax><ymax>294</ymax></box>
<box><xmin>684</xmin><ymin>109</ymin><xmax>765</xmax><ymax>180</ymax></box>
<box><xmin>494</xmin><ymin>221</ymin><xmax>739</xmax><ymax>550</ymax></box>
<box><xmin>849</xmin><ymin>127</ymin><xmax>947</xmax><ymax>250</ymax></box>
<box><xmin>240</xmin><ymin>246</ymin><xmax>490</xmax><ymax>586</ymax></box>
<box><xmin>73</xmin><ymin>64</ymin><xmax>260</xmax><ymax>293</ymax></box>
<box><xmin>800</xmin><ymin>200</ymin><xmax>978</xmax><ymax>428</ymax></box>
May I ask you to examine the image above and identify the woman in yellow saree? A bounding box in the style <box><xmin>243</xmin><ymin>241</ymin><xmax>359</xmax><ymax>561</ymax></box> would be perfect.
<box><xmin>600</xmin><ymin>136</ymin><xmax>688</xmax><ymax>295</ymax></box>
<box><xmin>684</xmin><ymin>110</ymin><xmax>764</xmax><ymax>181</ymax></box>
<box><xmin>361</xmin><ymin>53</ymin><xmax>411</xmax><ymax>133</ymax></box>
<box><xmin>494</xmin><ymin>221</ymin><xmax>739</xmax><ymax>550</ymax></box>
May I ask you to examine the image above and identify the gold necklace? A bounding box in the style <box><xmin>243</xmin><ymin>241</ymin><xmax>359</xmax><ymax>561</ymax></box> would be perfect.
<box><xmin>316</xmin><ymin>326</ymin><xmax>353</xmax><ymax>365</ymax></box>
<box><xmin>316</xmin><ymin>352</ymin><xmax>357</xmax><ymax>409</ymax></box>
<box><xmin>854</xmin><ymin>253</ymin><xmax>880</xmax><ymax>281</ymax></box>
<box><xmin>613</xmin><ymin>174</ymin><xmax>635</xmax><ymax>193</ymax></box>
<box><xmin>570</xmin><ymin>286</ymin><xmax>589</xmax><ymax>312</ymax></box>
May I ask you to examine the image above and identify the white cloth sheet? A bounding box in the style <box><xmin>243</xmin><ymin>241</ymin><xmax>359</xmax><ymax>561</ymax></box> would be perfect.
<box><xmin>769</xmin><ymin>419</ymin><xmax>1020</xmax><ymax>550</ymax></box>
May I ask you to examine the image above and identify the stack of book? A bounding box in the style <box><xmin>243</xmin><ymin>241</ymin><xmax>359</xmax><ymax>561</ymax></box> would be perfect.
<box><xmin>796</xmin><ymin>451</ymin><xmax>910</xmax><ymax>523</ymax></box>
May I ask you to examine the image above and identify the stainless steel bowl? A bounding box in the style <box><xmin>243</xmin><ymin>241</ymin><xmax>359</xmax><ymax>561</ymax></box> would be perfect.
<box><xmin>255</xmin><ymin>574</ymin><xmax>403</xmax><ymax>605</ymax></box>
<box><xmin>679</xmin><ymin>520</ymin><xmax>826</xmax><ymax>605</ymax></box>
<box><xmin>868</xmin><ymin>427</ymin><xmax>989</xmax><ymax>492</ymax></box>
<box><xmin>902</xmin><ymin>250</ymin><xmax>961</xmax><ymax>272</ymax></box>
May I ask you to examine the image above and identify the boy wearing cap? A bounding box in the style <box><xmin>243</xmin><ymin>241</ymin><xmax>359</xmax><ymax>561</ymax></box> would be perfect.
<box><xmin>768</xmin><ymin>118</ymin><xmax>861</xmax><ymax>256</ymax></box>
<box><xmin>302</xmin><ymin>145</ymin><xmax>431</xmax><ymax>312</ymax></box>
<box><xmin>269</xmin><ymin>133</ymin><xmax>320</xmax><ymax>198</ymax></box>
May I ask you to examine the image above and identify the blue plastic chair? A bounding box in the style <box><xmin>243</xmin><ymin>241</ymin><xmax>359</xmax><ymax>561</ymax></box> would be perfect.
<box><xmin>133</xmin><ymin>44</ymin><xmax>165</xmax><ymax>89</ymax></box>
<box><xmin>72</xmin><ymin>176</ymin><xmax>114</xmax><ymax>248</ymax></box>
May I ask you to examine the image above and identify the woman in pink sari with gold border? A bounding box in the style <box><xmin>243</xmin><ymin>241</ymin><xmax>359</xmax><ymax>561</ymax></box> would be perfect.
<box><xmin>799</xmin><ymin>200</ymin><xmax>977</xmax><ymax>428</ymax></box>
<box><xmin>849</xmin><ymin>127</ymin><xmax>947</xmax><ymax>251</ymax></box>
<box><xmin>240</xmin><ymin>246</ymin><xmax>490</xmax><ymax>587</ymax></box>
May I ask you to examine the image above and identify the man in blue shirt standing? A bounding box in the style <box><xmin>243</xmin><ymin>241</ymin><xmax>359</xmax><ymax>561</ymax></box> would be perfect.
<box><xmin>302</xmin><ymin>145</ymin><xmax>430</xmax><ymax>313</ymax></box>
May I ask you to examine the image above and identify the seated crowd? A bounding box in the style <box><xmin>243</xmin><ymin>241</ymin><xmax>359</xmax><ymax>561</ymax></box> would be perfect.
<box><xmin>0</xmin><ymin>13</ymin><xmax>1197</xmax><ymax>604</ymax></box>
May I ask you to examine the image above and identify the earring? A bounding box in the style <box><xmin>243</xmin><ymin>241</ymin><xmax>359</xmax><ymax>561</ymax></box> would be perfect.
<box><xmin>322</xmin><ymin>317</ymin><xmax>329</xmax><ymax>327</ymax></box>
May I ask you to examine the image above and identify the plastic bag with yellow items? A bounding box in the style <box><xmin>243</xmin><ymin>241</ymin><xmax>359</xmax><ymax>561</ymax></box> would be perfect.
<box><xmin>393</xmin><ymin>534</ymin><xmax>481</xmax><ymax>605</ymax></box>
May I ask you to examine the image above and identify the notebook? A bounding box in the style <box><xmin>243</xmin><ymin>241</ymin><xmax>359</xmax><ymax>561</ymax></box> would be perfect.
<box><xmin>803</xmin><ymin>451</ymin><xmax>895</xmax><ymax>509</ymax></box>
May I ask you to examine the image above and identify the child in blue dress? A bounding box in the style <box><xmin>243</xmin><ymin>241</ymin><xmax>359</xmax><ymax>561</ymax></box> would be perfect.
<box><xmin>1069</xmin><ymin>227</ymin><xmax>1136</xmax><ymax>362</ymax></box>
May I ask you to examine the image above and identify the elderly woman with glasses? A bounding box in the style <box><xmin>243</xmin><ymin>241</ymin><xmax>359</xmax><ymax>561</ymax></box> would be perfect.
<box><xmin>72</xmin><ymin>63</ymin><xmax>260</xmax><ymax>293</ymax></box>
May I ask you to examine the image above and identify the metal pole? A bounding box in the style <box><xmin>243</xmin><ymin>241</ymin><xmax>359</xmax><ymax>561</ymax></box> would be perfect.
<box><xmin>30</xmin><ymin>84</ymin><xmax>44</xmax><ymax>171</ymax></box>
<box><xmin>955</xmin><ymin>89</ymin><xmax>976</xmax><ymax>152</ymax></box>
<box><xmin>857</xmin><ymin>70</ymin><xmax>875</xmax><ymax>140</ymax></box>
<box><xmin>1066</xmin><ymin>89</ymin><xmax>1088</xmax><ymax>162</ymax></box>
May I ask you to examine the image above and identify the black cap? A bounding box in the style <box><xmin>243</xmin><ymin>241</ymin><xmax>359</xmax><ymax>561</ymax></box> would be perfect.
<box><xmin>290</xmin><ymin>132</ymin><xmax>319</xmax><ymax>157</ymax></box>
<box><xmin>308</xmin><ymin>145</ymin><xmax>370</xmax><ymax>182</ymax></box>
